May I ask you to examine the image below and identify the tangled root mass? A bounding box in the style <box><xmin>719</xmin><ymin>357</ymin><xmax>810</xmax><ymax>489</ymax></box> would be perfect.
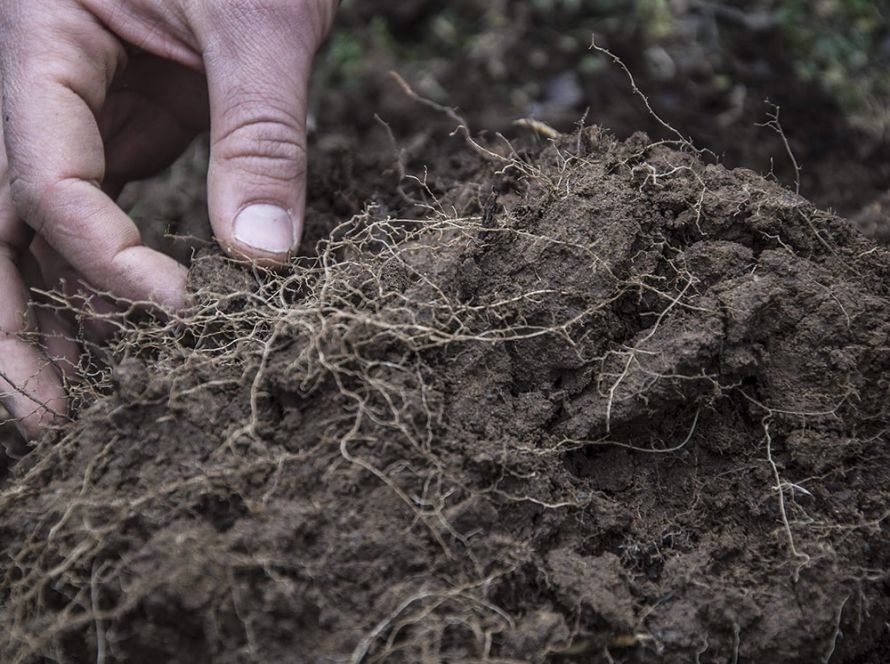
<box><xmin>1</xmin><ymin>127</ymin><xmax>889</xmax><ymax>663</ymax></box>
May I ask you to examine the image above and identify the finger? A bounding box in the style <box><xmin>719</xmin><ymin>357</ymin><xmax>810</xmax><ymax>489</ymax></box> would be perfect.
<box><xmin>0</xmin><ymin>256</ymin><xmax>67</xmax><ymax>440</ymax></box>
<box><xmin>196</xmin><ymin>1</ymin><xmax>335</xmax><ymax>264</ymax></box>
<box><xmin>30</xmin><ymin>235</ymin><xmax>121</xmax><ymax>345</ymax></box>
<box><xmin>19</xmin><ymin>248</ymin><xmax>81</xmax><ymax>384</ymax></box>
<box><xmin>33</xmin><ymin>309</ymin><xmax>80</xmax><ymax>383</ymax></box>
<box><xmin>1</xmin><ymin>6</ymin><xmax>188</xmax><ymax>310</ymax></box>
<box><xmin>0</xmin><ymin>128</ymin><xmax>66</xmax><ymax>439</ymax></box>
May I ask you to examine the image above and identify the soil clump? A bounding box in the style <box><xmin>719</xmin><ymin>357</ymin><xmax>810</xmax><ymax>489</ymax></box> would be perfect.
<box><xmin>1</xmin><ymin>127</ymin><xmax>889</xmax><ymax>663</ymax></box>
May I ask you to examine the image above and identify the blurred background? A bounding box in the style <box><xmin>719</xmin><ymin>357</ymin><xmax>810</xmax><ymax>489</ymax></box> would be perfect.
<box><xmin>318</xmin><ymin>0</ymin><xmax>890</xmax><ymax>239</ymax></box>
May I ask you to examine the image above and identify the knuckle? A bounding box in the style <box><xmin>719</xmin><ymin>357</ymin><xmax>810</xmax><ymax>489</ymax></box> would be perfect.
<box><xmin>204</xmin><ymin>0</ymin><xmax>297</xmax><ymax>31</ymax></box>
<box><xmin>203</xmin><ymin>0</ymin><xmax>335</xmax><ymax>44</ymax></box>
<box><xmin>216</xmin><ymin>106</ymin><xmax>307</xmax><ymax>182</ymax></box>
<box><xmin>9</xmin><ymin>174</ymin><xmax>82</xmax><ymax>236</ymax></box>
<box><xmin>8</xmin><ymin>167</ymin><xmax>52</xmax><ymax>208</ymax></box>
<box><xmin>7</xmin><ymin>172</ymin><xmax>39</xmax><ymax>221</ymax></box>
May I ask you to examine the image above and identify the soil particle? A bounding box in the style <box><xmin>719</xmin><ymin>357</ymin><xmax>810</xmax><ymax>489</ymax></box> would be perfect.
<box><xmin>1</xmin><ymin>128</ymin><xmax>888</xmax><ymax>663</ymax></box>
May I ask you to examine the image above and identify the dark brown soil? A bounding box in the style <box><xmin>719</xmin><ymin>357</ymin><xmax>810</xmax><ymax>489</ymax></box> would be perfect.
<box><xmin>322</xmin><ymin>0</ymin><xmax>890</xmax><ymax>240</ymax></box>
<box><xmin>1</xmin><ymin>125</ymin><xmax>888</xmax><ymax>663</ymax></box>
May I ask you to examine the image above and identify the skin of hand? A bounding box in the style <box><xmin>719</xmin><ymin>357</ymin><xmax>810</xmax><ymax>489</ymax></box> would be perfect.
<box><xmin>0</xmin><ymin>0</ymin><xmax>338</xmax><ymax>440</ymax></box>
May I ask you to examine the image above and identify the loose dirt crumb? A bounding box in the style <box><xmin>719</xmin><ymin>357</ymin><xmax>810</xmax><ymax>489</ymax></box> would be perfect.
<box><xmin>1</xmin><ymin>127</ymin><xmax>888</xmax><ymax>663</ymax></box>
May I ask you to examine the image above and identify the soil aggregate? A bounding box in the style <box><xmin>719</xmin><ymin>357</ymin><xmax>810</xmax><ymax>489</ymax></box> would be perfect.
<box><xmin>1</xmin><ymin>125</ymin><xmax>889</xmax><ymax>663</ymax></box>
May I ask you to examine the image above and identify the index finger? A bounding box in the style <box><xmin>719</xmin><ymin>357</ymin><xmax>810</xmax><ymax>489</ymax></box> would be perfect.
<box><xmin>0</xmin><ymin>120</ymin><xmax>66</xmax><ymax>439</ymax></box>
<box><xmin>1</xmin><ymin>4</ymin><xmax>188</xmax><ymax>310</ymax></box>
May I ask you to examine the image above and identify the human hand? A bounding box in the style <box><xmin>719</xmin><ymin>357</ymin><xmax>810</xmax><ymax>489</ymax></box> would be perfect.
<box><xmin>0</xmin><ymin>0</ymin><xmax>337</xmax><ymax>439</ymax></box>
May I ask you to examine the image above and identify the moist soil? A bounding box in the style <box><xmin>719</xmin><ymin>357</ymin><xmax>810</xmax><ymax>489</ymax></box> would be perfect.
<box><xmin>327</xmin><ymin>0</ymin><xmax>890</xmax><ymax>238</ymax></box>
<box><xmin>1</xmin><ymin>125</ymin><xmax>889</xmax><ymax>663</ymax></box>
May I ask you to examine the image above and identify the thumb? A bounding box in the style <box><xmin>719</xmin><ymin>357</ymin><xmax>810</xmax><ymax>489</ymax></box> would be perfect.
<box><xmin>199</xmin><ymin>3</ymin><xmax>333</xmax><ymax>264</ymax></box>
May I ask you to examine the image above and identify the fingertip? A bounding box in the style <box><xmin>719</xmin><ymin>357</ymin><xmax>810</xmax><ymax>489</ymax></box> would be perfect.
<box><xmin>233</xmin><ymin>204</ymin><xmax>297</xmax><ymax>254</ymax></box>
<box><xmin>6</xmin><ymin>368</ymin><xmax>67</xmax><ymax>443</ymax></box>
<box><xmin>15</xmin><ymin>409</ymin><xmax>63</xmax><ymax>443</ymax></box>
<box><xmin>224</xmin><ymin>203</ymin><xmax>299</xmax><ymax>266</ymax></box>
<box><xmin>109</xmin><ymin>245</ymin><xmax>190</xmax><ymax>312</ymax></box>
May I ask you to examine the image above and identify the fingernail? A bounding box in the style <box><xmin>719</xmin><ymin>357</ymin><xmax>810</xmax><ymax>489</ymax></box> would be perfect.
<box><xmin>233</xmin><ymin>204</ymin><xmax>296</xmax><ymax>254</ymax></box>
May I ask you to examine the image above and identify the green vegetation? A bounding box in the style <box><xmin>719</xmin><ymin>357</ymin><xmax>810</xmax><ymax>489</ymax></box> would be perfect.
<box><xmin>319</xmin><ymin>1</ymin><xmax>888</xmax><ymax>130</ymax></box>
<box><xmin>777</xmin><ymin>0</ymin><xmax>889</xmax><ymax>111</ymax></box>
